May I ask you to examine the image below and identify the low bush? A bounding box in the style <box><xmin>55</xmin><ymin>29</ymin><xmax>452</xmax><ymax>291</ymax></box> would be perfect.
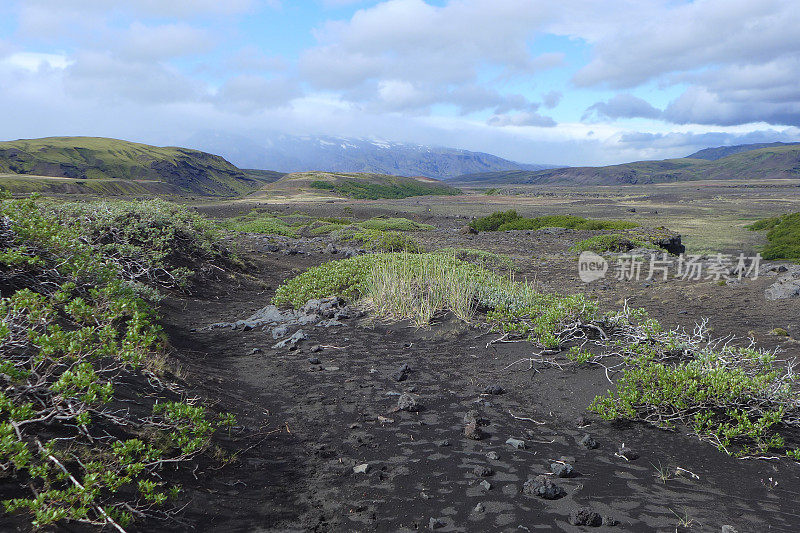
<box><xmin>470</xmin><ymin>210</ymin><xmax>638</xmax><ymax>232</ymax></box>
<box><xmin>749</xmin><ymin>212</ymin><xmax>800</xmax><ymax>260</ymax></box>
<box><xmin>45</xmin><ymin>199</ymin><xmax>231</xmax><ymax>290</ymax></box>
<box><xmin>570</xmin><ymin>233</ymin><xmax>654</xmax><ymax>253</ymax></box>
<box><xmin>587</xmin><ymin>313</ymin><xmax>799</xmax><ymax>457</ymax></box>
<box><xmin>0</xmin><ymin>195</ymin><xmax>234</xmax><ymax>529</ymax></box>
<box><xmin>223</xmin><ymin>212</ymin><xmax>298</xmax><ymax>237</ymax></box>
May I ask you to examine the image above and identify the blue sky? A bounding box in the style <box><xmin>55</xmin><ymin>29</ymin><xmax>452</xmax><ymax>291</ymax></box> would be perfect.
<box><xmin>0</xmin><ymin>0</ymin><xmax>799</xmax><ymax>166</ymax></box>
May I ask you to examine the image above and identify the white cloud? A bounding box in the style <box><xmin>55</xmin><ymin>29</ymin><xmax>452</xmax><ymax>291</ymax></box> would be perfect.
<box><xmin>212</xmin><ymin>75</ymin><xmax>301</xmax><ymax>113</ymax></box>
<box><xmin>118</xmin><ymin>22</ymin><xmax>214</xmax><ymax>61</ymax></box>
<box><xmin>63</xmin><ymin>52</ymin><xmax>202</xmax><ymax>104</ymax></box>
<box><xmin>487</xmin><ymin>112</ymin><xmax>556</xmax><ymax>128</ymax></box>
<box><xmin>1</xmin><ymin>52</ymin><xmax>72</xmax><ymax>71</ymax></box>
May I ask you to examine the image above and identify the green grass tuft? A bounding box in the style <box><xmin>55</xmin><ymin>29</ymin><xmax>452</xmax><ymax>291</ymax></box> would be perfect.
<box><xmin>470</xmin><ymin>210</ymin><xmax>638</xmax><ymax>232</ymax></box>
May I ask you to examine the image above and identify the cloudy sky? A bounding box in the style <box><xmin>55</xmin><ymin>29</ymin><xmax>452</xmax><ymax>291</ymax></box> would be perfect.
<box><xmin>1</xmin><ymin>0</ymin><xmax>799</xmax><ymax>165</ymax></box>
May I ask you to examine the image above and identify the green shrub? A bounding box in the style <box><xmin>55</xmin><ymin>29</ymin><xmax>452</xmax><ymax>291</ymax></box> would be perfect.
<box><xmin>570</xmin><ymin>233</ymin><xmax>654</xmax><ymax>253</ymax></box>
<box><xmin>0</xmin><ymin>195</ymin><xmax>233</xmax><ymax>529</ymax></box>
<box><xmin>309</xmin><ymin>180</ymin><xmax>335</xmax><ymax>191</ymax></box>
<box><xmin>590</xmin><ymin>343</ymin><xmax>793</xmax><ymax>456</ymax></box>
<box><xmin>749</xmin><ymin>212</ymin><xmax>800</xmax><ymax>260</ymax></box>
<box><xmin>470</xmin><ymin>211</ymin><xmax>638</xmax><ymax>232</ymax></box>
<box><xmin>224</xmin><ymin>214</ymin><xmax>298</xmax><ymax>237</ymax></box>
<box><xmin>45</xmin><ymin>199</ymin><xmax>230</xmax><ymax>290</ymax></box>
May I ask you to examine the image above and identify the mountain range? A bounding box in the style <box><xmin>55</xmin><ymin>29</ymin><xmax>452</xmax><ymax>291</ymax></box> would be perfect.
<box><xmin>186</xmin><ymin>132</ymin><xmax>555</xmax><ymax>180</ymax></box>
<box><xmin>451</xmin><ymin>142</ymin><xmax>800</xmax><ymax>185</ymax></box>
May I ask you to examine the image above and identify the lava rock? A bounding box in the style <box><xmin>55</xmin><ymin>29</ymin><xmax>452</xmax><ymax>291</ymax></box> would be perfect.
<box><xmin>249</xmin><ymin>347</ymin><xmax>263</xmax><ymax>355</ymax></box>
<box><xmin>484</xmin><ymin>384</ymin><xmax>505</xmax><ymax>395</ymax></box>
<box><xmin>353</xmin><ymin>463</ymin><xmax>370</xmax><ymax>474</ymax></box>
<box><xmin>429</xmin><ymin>517</ymin><xmax>445</xmax><ymax>530</ymax></box>
<box><xmin>486</xmin><ymin>451</ymin><xmax>499</xmax><ymax>460</ymax></box>
<box><xmin>473</xmin><ymin>502</ymin><xmax>485</xmax><ymax>513</ymax></box>
<box><xmin>579</xmin><ymin>434</ymin><xmax>598</xmax><ymax>449</ymax></box>
<box><xmin>523</xmin><ymin>475</ymin><xmax>566</xmax><ymax>500</ymax></box>
<box><xmin>308</xmin><ymin>357</ymin><xmax>321</xmax><ymax>364</ymax></box>
<box><xmin>464</xmin><ymin>409</ymin><xmax>486</xmax><ymax>426</ymax></box>
<box><xmin>506</xmin><ymin>438</ymin><xmax>526</xmax><ymax>449</ymax></box>
<box><xmin>569</xmin><ymin>507</ymin><xmax>603</xmax><ymax>527</ymax></box>
<box><xmin>272</xmin><ymin>329</ymin><xmax>306</xmax><ymax>349</ymax></box>
<box><xmin>464</xmin><ymin>422</ymin><xmax>485</xmax><ymax>440</ymax></box>
<box><xmin>479</xmin><ymin>480</ymin><xmax>492</xmax><ymax>491</ymax></box>
<box><xmin>551</xmin><ymin>462</ymin><xmax>574</xmax><ymax>478</ymax></box>
<box><xmin>617</xmin><ymin>444</ymin><xmax>639</xmax><ymax>460</ymax></box>
<box><xmin>473</xmin><ymin>466</ymin><xmax>494</xmax><ymax>477</ymax></box>
<box><xmin>397</xmin><ymin>393</ymin><xmax>421</xmax><ymax>412</ymax></box>
<box><xmin>310</xmin><ymin>344</ymin><xmax>322</xmax><ymax>353</ymax></box>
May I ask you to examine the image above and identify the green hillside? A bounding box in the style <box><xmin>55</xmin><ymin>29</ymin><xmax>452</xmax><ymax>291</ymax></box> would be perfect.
<box><xmin>0</xmin><ymin>136</ymin><xmax>265</xmax><ymax>196</ymax></box>
<box><xmin>454</xmin><ymin>144</ymin><xmax>800</xmax><ymax>185</ymax></box>
<box><xmin>266</xmin><ymin>171</ymin><xmax>461</xmax><ymax>199</ymax></box>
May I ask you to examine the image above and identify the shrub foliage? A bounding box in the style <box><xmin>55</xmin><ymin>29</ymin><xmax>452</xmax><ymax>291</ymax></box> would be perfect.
<box><xmin>470</xmin><ymin>210</ymin><xmax>638</xmax><ymax>232</ymax></box>
<box><xmin>0</xmin><ymin>195</ymin><xmax>234</xmax><ymax>530</ymax></box>
<box><xmin>749</xmin><ymin>212</ymin><xmax>800</xmax><ymax>260</ymax></box>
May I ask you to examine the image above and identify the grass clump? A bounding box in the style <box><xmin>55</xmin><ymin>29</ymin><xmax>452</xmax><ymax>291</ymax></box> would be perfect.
<box><xmin>470</xmin><ymin>210</ymin><xmax>638</xmax><ymax>232</ymax></box>
<box><xmin>570</xmin><ymin>233</ymin><xmax>654</xmax><ymax>253</ymax></box>
<box><xmin>437</xmin><ymin>247</ymin><xmax>516</xmax><ymax>271</ymax></box>
<box><xmin>748</xmin><ymin>212</ymin><xmax>800</xmax><ymax>260</ymax></box>
<box><xmin>0</xmin><ymin>194</ymin><xmax>234</xmax><ymax>529</ymax></box>
<box><xmin>273</xmin><ymin>252</ymin><xmax>597</xmax><ymax>346</ymax></box>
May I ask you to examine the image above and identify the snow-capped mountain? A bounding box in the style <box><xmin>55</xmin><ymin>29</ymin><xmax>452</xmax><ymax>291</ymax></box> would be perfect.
<box><xmin>186</xmin><ymin>132</ymin><xmax>554</xmax><ymax>180</ymax></box>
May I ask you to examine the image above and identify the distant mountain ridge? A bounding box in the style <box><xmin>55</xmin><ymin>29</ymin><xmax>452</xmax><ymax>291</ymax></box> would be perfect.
<box><xmin>686</xmin><ymin>142</ymin><xmax>800</xmax><ymax>161</ymax></box>
<box><xmin>0</xmin><ymin>136</ymin><xmax>265</xmax><ymax>196</ymax></box>
<box><xmin>187</xmin><ymin>132</ymin><xmax>555</xmax><ymax>180</ymax></box>
<box><xmin>453</xmin><ymin>143</ymin><xmax>800</xmax><ymax>186</ymax></box>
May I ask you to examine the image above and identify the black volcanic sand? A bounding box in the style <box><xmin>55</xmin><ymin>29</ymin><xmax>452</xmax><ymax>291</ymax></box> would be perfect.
<box><xmin>7</xmin><ymin>211</ymin><xmax>800</xmax><ymax>532</ymax></box>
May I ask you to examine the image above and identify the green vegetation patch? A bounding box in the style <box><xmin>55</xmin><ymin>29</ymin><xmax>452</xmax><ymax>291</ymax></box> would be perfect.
<box><xmin>570</xmin><ymin>233</ymin><xmax>655</xmax><ymax>253</ymax></box>
<box><xmin>0</xmin><ymin>194</ymin><xmax>234</xmax><ymax>529</ymax></box>
<box><xmin>45</xmin><ymin>199</ymin><xmax>231</xmax><ymax>290</ymax></box>
<box><xmin>273</xmin><ymin>252</ymin><xmax>596</xmax><ymax>345</ymax></box>
<box><xmin>470</xmin><ymin>210</ymin><xmax>638</xmax><ymax>232</ymax></box>
<box><xmin>224</xmin><ymin>210</ymin><xmax>433</xmax><ymax>238</ymax></box>
<box><xmin>749</xmin><ymin>212</ymin><xmax>800</xmax><ymax>260</ymax></box>
<box><xmin>309</xmin><ymin>177</ymin><xmax>460</xmax><ymax>200</ymax></box>
<box><xmin>436</xmin><ymin>247</ymin><xmax>516</xmax><ymax>271</ymax></box>
<box><xmin>590</xmin><ymin>339</ymin><xmax>794</xmax><ymax>457</ymax></box>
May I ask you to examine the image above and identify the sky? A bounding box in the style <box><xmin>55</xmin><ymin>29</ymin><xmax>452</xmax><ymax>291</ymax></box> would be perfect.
<box><xmin>1</xmin><ymin>0</ymin><xmax>799</xmax><ymax>166</ymax></box>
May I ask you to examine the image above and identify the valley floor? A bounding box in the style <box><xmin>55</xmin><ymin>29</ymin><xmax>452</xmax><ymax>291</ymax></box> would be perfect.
<box><xmin>130</xmin><ymin>211</ymin><xmax>800</xmax><ymax>532</ymax></box>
